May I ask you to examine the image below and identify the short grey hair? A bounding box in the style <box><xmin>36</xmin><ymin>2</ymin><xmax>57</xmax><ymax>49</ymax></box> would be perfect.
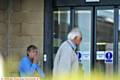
<box><xmin>67</xmin><ymin>28</ymin><xmax>82</xmax><ymax>40</ymax></box>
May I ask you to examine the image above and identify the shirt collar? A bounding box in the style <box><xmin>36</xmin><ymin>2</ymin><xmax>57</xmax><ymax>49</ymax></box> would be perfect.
<box><xmin>67</xmin><ymin>40</ymin><xmax>77</xmax><ymax>51</ymax></box>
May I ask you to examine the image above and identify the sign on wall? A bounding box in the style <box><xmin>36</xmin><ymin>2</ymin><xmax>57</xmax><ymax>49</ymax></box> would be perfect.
<box><xmin>86</xmin><ymin>0</ymin><xmax>100</xmax><ymax>2</ymax></box>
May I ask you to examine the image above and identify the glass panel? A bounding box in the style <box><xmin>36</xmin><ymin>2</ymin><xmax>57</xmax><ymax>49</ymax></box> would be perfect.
<box><xmin>53</xmin><ymin>9</ymin><xmax>70</xmax><ymax>61</ymax></box>
<box><xmin>96</xmin><ymin>9</ymin><xmax>114</xmax><ymax>74</ymax></box>
<box><xmin>75</xmin><ymin>9</ymin><xmax>92</xmax><ymax>74</ymax></box>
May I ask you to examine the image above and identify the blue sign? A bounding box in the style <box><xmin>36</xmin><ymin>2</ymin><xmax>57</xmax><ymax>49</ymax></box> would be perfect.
<box><xmin>105</xmin><ymin>52</ymin><xmax>112</xmax><ymax>59</ymax></box>
<box><xmin>105</xmin><ymin>51</ymin><xmax>113</xmax><ymax>63</ymax></box>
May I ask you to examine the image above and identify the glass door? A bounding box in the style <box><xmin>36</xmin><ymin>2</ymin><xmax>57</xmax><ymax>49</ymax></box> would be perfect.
<box><xmin>75</xmin><ymin>7</ymin><xmax>92</xmax><ymax>74</ymax></box>
<box><xmin>52</xmin><ymin>6</ymin><xmax>117</xmax><ymax>75</ymax></box>
<box><xmin>96</xmin><ymin>7</ymin><xmax>114</xmax><ymax>74</ymax></box>
<box><xmin>52</xmin><ymin>7</ymin><xmax>92</xmax><ymax>74</ymax></box>
<box><xmin>53</xmin><ymin>8</ymin><xmax>71</xmax><ymax>62</ymax></box>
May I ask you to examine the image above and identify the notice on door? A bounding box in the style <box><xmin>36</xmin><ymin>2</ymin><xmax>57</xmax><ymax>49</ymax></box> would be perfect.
<box><xmin>105</xmin><ymin>51</ymin><xmax>113</xmax><ymax>64</ymax></box>
<box><xmin>96</xmin><ymin>51</ymin><xmax>105</xmax><ymax>60</ymax></box>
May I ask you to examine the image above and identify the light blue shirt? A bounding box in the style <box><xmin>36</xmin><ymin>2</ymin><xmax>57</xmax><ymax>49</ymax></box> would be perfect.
<box><xmin>19</xmin><ymin>56</ymin><xmax>45</xmax><ymax>78</ymax></box>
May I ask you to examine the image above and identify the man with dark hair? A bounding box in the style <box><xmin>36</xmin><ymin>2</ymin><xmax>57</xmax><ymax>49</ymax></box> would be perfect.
<box><xmin>26</xmin><ymin>45</ymin><xmax>37</xmax><ymax>57</ymax></box>
<box><xmin>19</xmin><ymin>45</ymin><xmax>45</xmax><ymax>78</ymax></box>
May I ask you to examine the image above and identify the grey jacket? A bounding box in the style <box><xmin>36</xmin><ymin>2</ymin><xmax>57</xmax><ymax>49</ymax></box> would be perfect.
<box><xmin>53</xmin><ymin>40</ymin><xmax>79</xmax><ymax>77</ymax></box>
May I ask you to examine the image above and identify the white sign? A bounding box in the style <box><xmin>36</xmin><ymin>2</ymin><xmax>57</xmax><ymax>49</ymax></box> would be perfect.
<box><xmin>105</xmin><ymin>51</ymin><xmax>113</xmax><ymax>64</ymax></box>
<box><xmin>81</xmin><ymin>51</ymin><xmax>90</xmax><ymax>60</ymax></box>
<box><xmin>76</xmin><ymin>51</ymin><xmax>90</xmax><ymax>60</ymax></box>
<box><xmin>96</xmin><ymin>51</ymin><xmax>105</xmax><ymax>60</ymax></box>
<box><xmin>86</xmin><ymin>0</ymin><xmax>100</xmax><ymax>2</ymax></box>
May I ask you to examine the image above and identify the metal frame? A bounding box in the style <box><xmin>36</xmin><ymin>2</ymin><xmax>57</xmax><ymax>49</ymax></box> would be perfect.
<box><xmin>44</xmin><ymin>0</ymin><xmax>54</xmax><ymax>75</ymax></box>
<box><xmin>114</xmin><ymin>6</ymin><xmax>119</xmax><ymax>73</ymax></box>
<box><xmin>70</xmin><ymin>7</ymin><xmax>75</xmax><ymax>31</ymax></box>
<box><xmin>92</xmin><ymin>6</ymin><xmax>96</xmax><ymax>70</ymax></box>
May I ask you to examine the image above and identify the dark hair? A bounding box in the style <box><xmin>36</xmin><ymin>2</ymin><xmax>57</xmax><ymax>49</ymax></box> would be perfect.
<box><xmin>27</xmin><ymin>45</ymin><xmax>37</xmax><ymax>56</ymax></box>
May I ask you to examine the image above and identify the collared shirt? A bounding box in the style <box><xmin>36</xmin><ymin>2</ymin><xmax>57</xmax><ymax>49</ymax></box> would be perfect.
<box><xmin>67</xmin><ymin>40</ymin><xmax>77</xmax><ymax>51</ymax></box>
<box><xmin>19</xmin><ymin>56</ymin><xmax>45</xmax><ymax>78</ymax></box>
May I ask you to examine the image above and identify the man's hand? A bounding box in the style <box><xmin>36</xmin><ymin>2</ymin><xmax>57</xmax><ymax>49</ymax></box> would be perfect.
<box><xmin>33</xmin><ymin>51</ymin><xmax>39</xmax><ymax>64</ymax></box>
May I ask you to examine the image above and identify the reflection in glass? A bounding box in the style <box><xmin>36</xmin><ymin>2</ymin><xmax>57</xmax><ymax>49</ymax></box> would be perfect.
<box><xmin>96</xmin><ymin>9</ymin><xmax>114</xmax><ymax>74</ymax></box>
<box><xmin>53</xmin><ymin>10</ymin><xmax>70</xmax><ymax>62</ymax></box>
<box><xmin>75</xmin><ymin>10</ymin><xmax>91</xmax><ymax>74</ymax></box>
